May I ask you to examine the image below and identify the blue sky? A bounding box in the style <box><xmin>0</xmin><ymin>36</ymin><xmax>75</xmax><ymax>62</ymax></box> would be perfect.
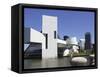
<box><xmin>24</xmin><ymin>8</ymin><xmax>94</xmax><ymax>43</ymax></box>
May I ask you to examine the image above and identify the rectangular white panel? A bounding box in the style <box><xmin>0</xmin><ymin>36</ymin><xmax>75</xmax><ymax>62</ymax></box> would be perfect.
<box><xmin>42</xmin><ymin>15</ymin><xmax>58</xmax><ymax>59</ymax></box>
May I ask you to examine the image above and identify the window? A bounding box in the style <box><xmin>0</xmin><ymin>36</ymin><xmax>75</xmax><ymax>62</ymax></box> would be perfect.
<box><xmin>44</xmin><ymin>34</ymin><xmax>48</xmax><ymax>49</ymax></box>
<box><xmin>54</xmin><ymin>31</ymin><xmax>56</xmax><ymax>39</ymax></box>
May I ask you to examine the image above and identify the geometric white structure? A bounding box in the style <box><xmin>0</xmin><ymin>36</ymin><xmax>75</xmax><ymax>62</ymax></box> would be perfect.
<box><xmin>70</xmin><ymin>37</ymin><xmax>78</xmax><ymax>45</ymax></box>
<box><xmin>24</xmin><ymin>27</ymin><xmax>79</xmax><ymax>58</ymax></box>
<box><xmin>24</xmin><ymin>28</ymin><xmax>45</xmax><ymax>54</ymax></box>
<box><xmin>42</xmin><ymin>15</ymin><xmax>58</xmax><ymax>59</ymax></box>
<box><xmin>24</xmin><ymin>28</ymin><xmax>68</xmax><ymax>59</ymax></box>
<box><xmin>66</xmin><ymin>37</ymin><xmax>78</xmax><ymax>45</ymax></box>
<box><xmin>24</xmin><ymin>15</ymin><xmax>80</xmax><ymax>59</ymax></box>
<box><xmin>79</xmin><ymin>39</ymin><xmax>85</xmax><ymax>50</ymax></box>
<box><xmin>57</xmin><ymin>39</ymin><xmax>66</xmax><ymax>45</ymax></box>
<box><xmin>24</xmin><ymin>28</ymin><xmax>45</xmax><ymax>44</ymax></box>
<box><xmin>66</xmin><ymin>37</ymin><xmax>79</xmax><ymax>53</ymax></box>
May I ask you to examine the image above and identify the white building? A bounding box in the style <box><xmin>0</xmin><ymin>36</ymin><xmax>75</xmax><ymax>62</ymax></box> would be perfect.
<box><xmin>66</xmin><ymin>37</ymin><xmax>78</xmax><ymax>45</ymax></box>
<box><xmin>78</xmin><ymin>39</ymin><xmax>85</xmax><ymax>50</ymax></box>
<box><xmin>24</xmin><ymin>15</ymin><xmax>58</xmax><ymax>59</ymax></box>
<box><xmin>70</xmin><ymin>37</ymin><xmax>78</xmax><ymax>45</ymax></box>
<box><xmin>24</xmin><ymin>15</ymin><xmax>80</xmax><ymax>59</ymax></box>
<box><xmin>65</xmin><ymin>37</ymin><xmax>79</xmax><ymax>53</ymax></box>
<box><xmin>24</xmin><ymin>27</ymin><xmax>68</xmax><ymax>58</ymax></box>
<box><xmin>24</xmin><ymin>28</ymin><xmax>45</xmax><ymax>52</ymax></box>
<box><xmin>42</xmin><ymin>15</ymin><xmax>58</xmax><ymax>59</ymax></box>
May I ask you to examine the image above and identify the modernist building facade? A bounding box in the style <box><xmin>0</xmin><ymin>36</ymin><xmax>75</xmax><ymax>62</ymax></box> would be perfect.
<box><xmin>24</xmin><ymin>15</ymin><xmax>59</xmax><ymax>59</ymax></box>
<box><xmin>42</xmin><ymin>15</ymin><xmax>58</xmax><ymax>58</ymax></box>
<box><xmin>24</xmin><ymin>15</ymin><xmax>79</xmax><ymax>59</ymax></box>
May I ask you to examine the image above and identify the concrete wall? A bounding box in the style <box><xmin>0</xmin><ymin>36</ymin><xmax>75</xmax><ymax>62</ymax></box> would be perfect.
<box><xmin>24</xmin><ymin>28</ymin><xmax>45</xmax><ymax>51</ymax></box>
<box><xmin>42</xmin><ymin>15</ymin><xmax>58</xmax><ymax>59</ymax></box>
<box><xmin>57</xmin><ymin>39</ymin><xmax>66</xmax><ymax>48</ymax></box>
<box><xmin>25</xmin><ymin>15</ymin><xmax>58</xmax><ymax>59</ymax></box>
<box><xmin>57</xmin><ymin>39</ymin><xmax>66</xmax><ymax>45</ymax></box>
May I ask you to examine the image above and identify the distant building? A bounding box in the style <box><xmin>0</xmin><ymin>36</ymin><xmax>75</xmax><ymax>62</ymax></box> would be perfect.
<box><xmin>70</xmin><ymin>37</ymin><xmax>78</xmax><ymax>45</ymax></box>
<box><xmin>24</xmin><ymin>15</ymin><xmax>81</xmax><ymax>59</ymax></box>
<box><xmin>78</xmin><ymin>39</ymin><xmax>85</xmax><ymax>50</ymax></box>
<box><xmin>66</xmin><ymin>37</ymin><xmax>79</xmax><ymax>53</ymax></box>
<box><xmin>85</xmin><ymin>32</ymin><xmax>92</xmax><ymax>50</ymax></box>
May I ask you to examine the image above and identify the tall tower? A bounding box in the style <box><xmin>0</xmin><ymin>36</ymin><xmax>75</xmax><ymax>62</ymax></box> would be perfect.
<box><xmin>85</xmin><ymin>32</ymin><xmax>92</xmax><ymax>51</ymax></box>
<box><xmin>42</xmin><ymin>15</ymin><xmax>57</xmax><ymax>59</ymax></box>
